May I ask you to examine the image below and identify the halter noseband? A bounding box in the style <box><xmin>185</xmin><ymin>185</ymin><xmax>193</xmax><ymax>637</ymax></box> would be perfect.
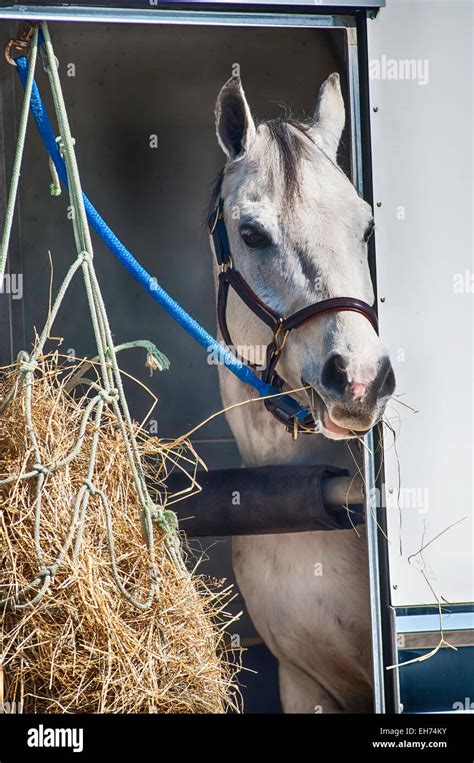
<box><xmin>208</xmin><ymin>198</ymin><xmax>379</xmax><ymax>434</ymax></box>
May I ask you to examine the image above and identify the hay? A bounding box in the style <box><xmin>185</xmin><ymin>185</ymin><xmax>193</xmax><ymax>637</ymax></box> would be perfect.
<box><xmin>0</xmin><ymin>355</ymin><xmax>240</xmax><ymax>713</ymax></box>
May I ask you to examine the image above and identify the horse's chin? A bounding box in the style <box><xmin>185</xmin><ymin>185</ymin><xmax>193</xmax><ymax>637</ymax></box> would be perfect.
<box><xmin>321</xmin><ymin>409</ymin><xmax>374</xmax><ymax>439</ymax></box>
<box><xmin>313</xmin><ymin>421</ymin><xmax>372</xmax><ymax>441</ymax></box>
<box><xmin>314</xmin><ymin>414</ymin><xmax>369</xmax><ymax>441</ymax></box>
<box><xmin>308</xmin><ymin>398</ymin><xmax>374</xmax><ymax>440</ymax></box>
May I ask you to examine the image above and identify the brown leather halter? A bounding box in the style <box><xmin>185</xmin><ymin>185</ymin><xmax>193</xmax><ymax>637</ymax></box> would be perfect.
<box><xmin>209</xmin><ymin>198</ymin><xmax>379</xmax><ymax>433</ymax></box>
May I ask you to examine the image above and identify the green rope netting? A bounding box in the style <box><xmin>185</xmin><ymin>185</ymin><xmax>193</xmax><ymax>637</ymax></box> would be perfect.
<box><xmin>0</xmin><ymin>23</ymin><xmax>188</xmax><ymax>612</ymax></box>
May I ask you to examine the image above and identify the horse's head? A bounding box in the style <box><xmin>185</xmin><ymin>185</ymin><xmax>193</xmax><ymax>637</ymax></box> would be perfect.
<box><xmin>212</xmin><ymin>74</ymin><xmax>395</xmax><ymax>440</ymax></box>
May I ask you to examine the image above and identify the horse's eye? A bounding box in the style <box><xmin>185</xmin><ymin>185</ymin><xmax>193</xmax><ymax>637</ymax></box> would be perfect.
<box><xmin>364</xmin><ymin>219</ymin><xmax>375</xmax><ymax>242</ymax></box>
<box><xmin>240</xmin><ymin>225</ymin><xmax>272</xmax><ymax>250</ymax></box>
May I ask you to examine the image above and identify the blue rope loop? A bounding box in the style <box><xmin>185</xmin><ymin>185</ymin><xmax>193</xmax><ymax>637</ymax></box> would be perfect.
<box><xmin>15</xmin><ymin>55</ymin><xmax>309</xmax><ymax>424</ymax></box>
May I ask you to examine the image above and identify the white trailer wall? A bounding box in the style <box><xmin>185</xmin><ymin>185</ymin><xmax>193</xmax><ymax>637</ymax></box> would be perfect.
<box><xmin>368</xmin><ymin>0</ymin><xmax>473</xmax><ymax>606</ymax></box>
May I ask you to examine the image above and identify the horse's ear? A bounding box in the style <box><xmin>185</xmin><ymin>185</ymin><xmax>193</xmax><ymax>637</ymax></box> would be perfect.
<box><xmin>311</xmin><ymin>72</ymin><xmax>345</xmax><ymax>161</ymax></box>
<box><xmin>215</xmin><ymin>76</ymin><xmax>256</xmax><ymax>161</ymax></box>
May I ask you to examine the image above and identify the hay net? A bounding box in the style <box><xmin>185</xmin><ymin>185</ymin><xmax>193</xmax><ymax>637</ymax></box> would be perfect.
<box><xmin>0</xmin><ymin>23</ymin><xmax>239</xmax><ymax>713</ymax></box>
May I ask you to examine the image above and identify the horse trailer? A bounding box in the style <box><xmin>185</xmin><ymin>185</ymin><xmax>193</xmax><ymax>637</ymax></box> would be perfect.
<box><xmin>0</xmin><ymin>0</ymin><xmax>472</xmax><ymax>727</ymax></box>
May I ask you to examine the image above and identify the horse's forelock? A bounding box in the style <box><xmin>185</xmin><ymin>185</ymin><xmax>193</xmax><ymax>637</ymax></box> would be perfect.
<box><xmin>208</xmin><ymin>117</ymin><xmax>314</xmax><ymax>219</ymax></box>
<box><xmin>263</xmin><ymin>118</ymin><xmax>314</xmax><ymax>199</ymax></box>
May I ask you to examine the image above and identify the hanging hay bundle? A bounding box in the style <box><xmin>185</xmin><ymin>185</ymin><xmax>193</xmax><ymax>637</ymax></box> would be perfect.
<box><xmin>0</xmin><ymin>21</ymin><xmax>240</xmax><ymax>715</ymax></box>
<box><xmin>0</xmin><ymin>355</ymin><xmax>239</xmax><ymax>713</ymax></box>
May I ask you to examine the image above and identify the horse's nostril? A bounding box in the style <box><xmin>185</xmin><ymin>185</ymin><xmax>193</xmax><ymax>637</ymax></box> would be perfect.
<box><xmin>320</xmin><ymin>353</ymin><xmax>348</xmax><ymax>398</ymax></box>
<box><xmin>378</xmin><ymin>360</ymin><xmax>396</xmax><ymax>399</ymax></box>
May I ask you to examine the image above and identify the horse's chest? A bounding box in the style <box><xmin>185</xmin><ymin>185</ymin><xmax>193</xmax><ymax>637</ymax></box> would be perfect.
<box><xmin>233</xmin><ymin>530</ymin><xmax>371</xmax><ymax>667</ymax></box>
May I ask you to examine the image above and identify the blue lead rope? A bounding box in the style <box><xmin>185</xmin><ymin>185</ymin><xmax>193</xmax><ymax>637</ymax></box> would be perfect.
<box><xmin>15</xmin><ymin>55</ymin><xmax>308</xmax><ymax>421</ymax></box>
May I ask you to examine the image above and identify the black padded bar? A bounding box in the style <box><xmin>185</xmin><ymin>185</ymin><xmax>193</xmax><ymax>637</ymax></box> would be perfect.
<box><xmin>149</xmin><ymin>465</ymin><xmax>365</xmax><ymax>536</ymax></box>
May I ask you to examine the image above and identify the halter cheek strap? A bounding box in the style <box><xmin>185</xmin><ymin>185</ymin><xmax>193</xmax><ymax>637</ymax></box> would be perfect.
<box><xmin>209</xmin><ymin>199</ymin><xmax>379</xmax><ymax>434</ymax></box>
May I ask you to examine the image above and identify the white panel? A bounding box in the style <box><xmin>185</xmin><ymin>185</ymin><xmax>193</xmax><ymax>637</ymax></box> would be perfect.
<box><xmin>368</xmin><ymin>0</ymin><xmax>474</xmax><ymax>605</ymax></box>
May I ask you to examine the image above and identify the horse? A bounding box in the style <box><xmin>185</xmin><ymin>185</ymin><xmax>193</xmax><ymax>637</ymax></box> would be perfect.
<box><xmin>209</xmin><ymin>72</ymin><xmax>395</xmax><ymax>713</ymax></box>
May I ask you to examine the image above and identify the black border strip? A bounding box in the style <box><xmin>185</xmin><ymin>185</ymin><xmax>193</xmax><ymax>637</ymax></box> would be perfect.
<box><xmin>356</xmin><ymin>8</ymin><xmax>399</xmax><ymax>714</ymax></box>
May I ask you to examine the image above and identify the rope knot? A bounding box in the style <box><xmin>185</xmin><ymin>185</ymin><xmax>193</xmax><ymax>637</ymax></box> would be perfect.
<box><xmin>83</xmin><ymin>478</ymin><xmax>97</xmax><ymax>496</ymax></box>
<box><xmin>78</xmin><ymin>250</ymin><xmax>93</xmax><ymax>264</ymax></box>
<box><xmin>99</xmin><ymin>388</ymin><xmax>118</xmax><ymax>403</ymax></box>
<box><xmin>55</xmin><ymin>134</ymin><xmax>75</xmax><ymax>157</ymax></box>
<box><xmin>18</xmin><ymin>354</ymin><xmax>37</xmax><ymax>375</ymax></box>
<box><xmin>33</xmin><ymin>463</ymin><xmax>49</xmax><ymax>477</ymax></box>
<box><xmin>38</xmin><ymin>564</ymin><xmax>56</xmax><ymax>580</ymax></box>
<box><xmin>150</xmin><ymin>507</ymin><xmax>178</xmax><ymax>534</ymax></box>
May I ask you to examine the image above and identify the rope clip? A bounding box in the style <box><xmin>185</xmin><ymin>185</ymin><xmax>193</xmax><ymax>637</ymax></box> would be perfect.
<box><xmin>5</xmin><ymin>21</ymin><xmax>39</xmax><ymax>67</ymax></box>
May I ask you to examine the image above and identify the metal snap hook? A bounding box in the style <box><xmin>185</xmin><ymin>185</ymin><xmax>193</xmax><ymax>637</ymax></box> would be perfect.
<box><xmin>5</xmin><ymin>21</ymin><xmax>39</xmax><ymax>66</ymax></box>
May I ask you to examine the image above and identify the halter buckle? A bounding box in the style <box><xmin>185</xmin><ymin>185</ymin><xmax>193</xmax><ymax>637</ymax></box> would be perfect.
<box><xmin>220</xmin><ymin>255</ymin><xmax>233</xmax><ymax>273</ymax></box>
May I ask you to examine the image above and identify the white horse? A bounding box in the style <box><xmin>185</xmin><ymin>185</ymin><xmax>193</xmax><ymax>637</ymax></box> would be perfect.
<box><xmin>210</xmin><ymin>73</ymin><xmax>395</xmax><ymax>713</ymax></box>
